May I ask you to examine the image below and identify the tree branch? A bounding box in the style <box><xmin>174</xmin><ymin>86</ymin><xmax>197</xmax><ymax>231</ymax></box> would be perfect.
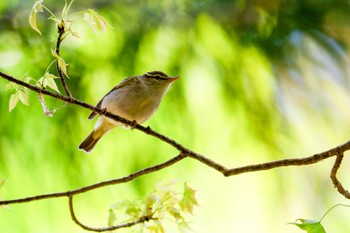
<box><xmin>330</xmin><ymin>154</ymin><xmax>350</xmax><ymax>199</ymax></box>
<box><xmin>2</xmin><ymin>70</ymin><xmax>350</xmax><ymax>232</ymax></box>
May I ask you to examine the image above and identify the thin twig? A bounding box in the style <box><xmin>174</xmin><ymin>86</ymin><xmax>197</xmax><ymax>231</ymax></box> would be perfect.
<box><xmin>68</xmin><ymin>195</ymin><xmax>153</xmax><ymax>232</ymax></box>
<box><xmin>56</xmin><ymin>23</ymin><xmax>72</xmax><ymax>98</ymax></box>
<box><xmin>330</xmin><ymin>154</ymin><xmax>350</xmax><ymax>199</ymax></box>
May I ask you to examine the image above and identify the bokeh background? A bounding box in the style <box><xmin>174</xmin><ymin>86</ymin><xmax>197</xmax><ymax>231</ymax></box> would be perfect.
<box><xmin>1</xmin><ymin>0</ymin><xmax>350</xmax><ymax>232</ymax></box>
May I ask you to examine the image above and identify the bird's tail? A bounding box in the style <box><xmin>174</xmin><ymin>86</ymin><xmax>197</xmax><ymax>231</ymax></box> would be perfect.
<box><xmin>78</xmin><ymin>131</ymin><xmax>101</xmax><ymax>153</ymax></box>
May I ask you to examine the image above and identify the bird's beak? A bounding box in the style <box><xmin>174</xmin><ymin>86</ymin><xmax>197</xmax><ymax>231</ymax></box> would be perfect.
<box><xmin>168</xmin><ymin>76</ymin><xmax>179</xmax><ymax>83</ymax></box>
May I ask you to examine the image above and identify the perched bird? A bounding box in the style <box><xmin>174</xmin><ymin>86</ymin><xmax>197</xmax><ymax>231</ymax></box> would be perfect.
<box><xmin>79</xmin><ymin>71</ymin><xmax>179</xmax><ymax>153</ymax></box>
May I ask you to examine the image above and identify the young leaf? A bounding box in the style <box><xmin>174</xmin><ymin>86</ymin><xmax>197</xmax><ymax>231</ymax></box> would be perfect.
<box><xmin>9</xmin><ymin>93</ymin><xmax>19</xmax><ymax>112</ymax></box>
<box><xmin>289</xmin><ymin>219</ymin><xmax>326</xmax><ymax>233</ymax></box>
<box><xmin>29</xmin><ymin>0</ymin><xmax>44</xmax><ymax>34</ymax></box>
<box><xmin>6</xmin><ymin>82</ymin><xmax>18</xmax><ymax>91</ymax></box>
<box><xmin>107</xmin><ymin>209</ymin><xmax>116</xmax><ymax>227</ymax></box>
<box><xmin>18</xmin><ymin>89</ymin><xmax>29</xmax><ymax>106</ymax></box>
<box><xmin>44</xmin><ymin>73</ymin><xmax>60</xmax><ymax>92</ymax></box>
<box><xmin>33</xmin><ymin>0</ymin><xmax>44</xmax><ymax>13</ymax></box>
<box><xmin>51</xmin><ymin>49</ymin><xmax>68</xmax><ymax>77</ymax></box>
<box><xmin>83</xmin><ymin>9</ymin><xmax>110</xmax><ymax>33</ymax></box>
<box><xmin>179</xmin><ymin>183</ymin><xmax>198</xmax><ymax>214</ymax></box>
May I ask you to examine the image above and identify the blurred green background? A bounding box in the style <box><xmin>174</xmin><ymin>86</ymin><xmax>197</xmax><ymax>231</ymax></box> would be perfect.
<box><xmin>1</xmin><ymin>0</ymin><xmax>350</xmax><ymax>232</ymax></box>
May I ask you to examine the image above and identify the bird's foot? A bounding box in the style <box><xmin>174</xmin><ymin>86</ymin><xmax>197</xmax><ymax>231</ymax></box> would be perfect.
<box><xmin>130</xmin><ymin>120</ymin><xmax>138</xmax><ymax>129</ymax></box>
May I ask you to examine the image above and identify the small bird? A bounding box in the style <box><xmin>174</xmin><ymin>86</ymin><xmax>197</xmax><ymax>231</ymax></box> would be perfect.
<box><xmin>79</xmin><ymin>71</ymin><xmax>179</xmax><ymax>153</ymax></box>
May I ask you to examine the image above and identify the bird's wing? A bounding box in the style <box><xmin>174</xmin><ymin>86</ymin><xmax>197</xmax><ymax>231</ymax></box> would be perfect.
<box><xmin>87</xmin><ymin>77</ymin><xmax>133</xmax><ymax>120</ymax></box>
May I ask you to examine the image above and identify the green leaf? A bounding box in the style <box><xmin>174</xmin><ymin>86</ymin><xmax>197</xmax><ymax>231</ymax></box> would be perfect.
<box><xmin>179</xmin><ymin>182</ymin><xmax>198</xmax><ymax>214</ymax></box>
<box><xmin>23</xmin><ymin>74</ymin><xmax>34</xmax><ymax>84</ymax></box>
<box><xmin>61</xmin><ymin>0</ymin><xmax>68</xmax><ymax>18</ymax></box>
<box><xmin>6</xmin><ymin>82</ymin><xmax>18</xmax><ymax>91</ymax></box>
<box><xmin>83</xmin><ymin>9</ymin><xmax>110</xmax><ymax>33</ymax></box>
<box><xmin>178</xmin><ymin>221</ymin><xmax>192</xmax><ymax>233</ymax></box>
<box><xmin>44</xmin><ymin>73</ymin><xmax>60</xmax><ymax>92</ymax></box>
<box><xmin>9</xmin><ymin>93</ymin><xmax>19</xmax><ymax>112</ymax></box>
<box><xmin>33</xmin><ymin>0</ymin><xmax>44</xmax><ymax>13</ymax></box>
<box><xmin>107</xmin><ymin>209</ymin><xmax>116</xmax><ymax>227</ymax></box>
<box><xmin>147</xmin><ymin>220</ymin><xmax>165</xmax><ymax>233</ymax></box>
<box><xmin>289</xmin><ymin>219</ymin><xmax>326</xmax><ymax>233</ymax></box>
<box><xmin>18</xmin><ymin>89</ymin><xmax>29</xmax><ymax>106</ymax></box>
<box><xmin>51</xmin><ymin>49</ymin><xmax>68</xmax><ymax>77</ymax></box>
<box><xmin>29</xmin><ymin>0</ymin><xmax>44</xmax><ymax>34</ymax></box>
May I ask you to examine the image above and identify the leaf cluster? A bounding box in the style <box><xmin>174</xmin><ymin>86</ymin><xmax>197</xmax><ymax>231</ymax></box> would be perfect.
<box><xmin>108</xmin><ymin>181</ymin><xmax>198</xmax><ymax>233</ymax></box>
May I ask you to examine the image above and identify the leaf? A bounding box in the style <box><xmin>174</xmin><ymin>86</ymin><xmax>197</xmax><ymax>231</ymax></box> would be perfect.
<box><xmin>51</xmin><ymin>49</ymin><xmax>68</xmax><ymax>77</ymax></box>
<box><xmin>33</xmin><ymin>0</ymin><xmax>44</xmax><ymax>13</ymax></box>
<box><xmin>107</xmin><ymin>209</ymin><xmax>116</xmax><ymax>227</ymax></box>
<box><xmin>61</xmin><ymin>0</ymin><xmax>68</xmax><ymax>18</ymax></box>
<box><xmin>179</xmin><ymin>183</ymin><xmax>198</xmax><ymax>214</ymax></box>
<box><xmin>178</xmin><ymin>221</ymin><xmax>192</xmax><ymax>233</ymax></box>
<box><xmin>83</xmin><ymin>9</ymin><xmax>110</xmax><ymax>33</ymax></box>
<box><xmin>44</xmin><ymin>73</ymin><xmax>60</xmax><ymax>92</ymax></box>
<box><xmin>23</xmin><ymin>74</ymin><xmax>34</xmax><ymax>84</ymax></box>
<box><xmin>18</xmin><ymin>89</ymin><xmax>29</xmax><ymax>106</ymax></box>
<box><xmin>148</xmin><ymin>220</ymin><xmax>165</xmax><ymax>233</ymax></box>
<box><xmin>29</xmin><ymin>0</ymin><xmax>44</xmax><ymax>34</ymax></box>
<box><xmin>289</xmin><ymin>219</ymin><xmax>326</xmax><ymax>233</ymax></box>
<box><xmin>9</xmin><ymin>93</ymin><xmax>19</xmax><ymax>112</ymax></box>
<box><xmin>6</xmin><ymin>82</ymin><xmax>18</xmax><ymax>91</ymax></box>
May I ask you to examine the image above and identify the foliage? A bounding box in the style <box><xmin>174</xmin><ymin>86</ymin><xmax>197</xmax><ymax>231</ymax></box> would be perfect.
<box><xmin>108</xmin><ymin>181</ymin><xmax>197</xmax><ymax>233</ymax></box>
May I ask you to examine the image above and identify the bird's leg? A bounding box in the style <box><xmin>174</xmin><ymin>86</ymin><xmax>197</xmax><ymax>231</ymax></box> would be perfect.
<box><xmin>130</xmin><ymin>120</ymin><xmax>138</xmax><ymax>129</ymax></box>
<box><xmin>100</xmin><ymin>107</ymin><xmax>107</xmax><ymax>115</ymax></box>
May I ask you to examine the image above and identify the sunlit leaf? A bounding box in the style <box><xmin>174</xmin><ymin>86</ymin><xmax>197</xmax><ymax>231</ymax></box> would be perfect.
<box><xmin>23</xmin><ymin>74</ymin><xmax>34</xmax><ymax>84</ymax></box>
<box><xmin>44</xmin><ymin>73</ymin><xmax>60</xmax><ymax>92</ymax></box>
<box><xmin>9</xmin><ymin>93</ymin><xmax>19</xmax><ymax>112</ymax></box>
<box><xmin>61</xmin><ymin>0</ymin><xmax>68</xmax><ymax>18</ymax></box>
<box><xmin>83</xmin><ymin>9</ymin><xmax>110</xmax><ymax>33</ymax></box>
<box><xmin>107</xmin><ymin>209</ymin><xmax>116</xmax><ymax>227</ymax></box>
<box><xmin>167</xmin><ymin>207</ymin><xmax>183</xmax><ymax>221</ymax></box>
<box><xmin>33</xmin><ymin>0</ymin><xmax>44</xmax><ymax>13</ymax></box>
<box><xmin>18</xmin><ymin>89</ymin><xmax>29</xmax><ymax>106</ymax></box>
<box><xmin>148</xmin><ymin>220</ymin><xmax>165</xmax><ymax>233</ymax></box>
<box><xmin>178</xmin><ymin>221</ymin><xmax>192</xmax><ymax>233</ymax></box>
<box><xmin>179</xmin><ymin>183</ymin><xmax>198</xmax><ymax>214</ymax></box>
<box><xmin>289</xmin><ymin>219</ymin><xmax>326</xmax><ymax>233</ymax></box>
<box><xmin>6</xmin><ymin>82</ymin><xmax>18</xmax><ymax>91</ymax></box>
<box><xmin>29</xmin><ymin>0</ymin><xmax>44</xmax><ymax>34</ymax></box>
<box><xmin>51</xmin><ymin>49</ymin><xmax>68</xmax><ymax>77</ymax></box>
